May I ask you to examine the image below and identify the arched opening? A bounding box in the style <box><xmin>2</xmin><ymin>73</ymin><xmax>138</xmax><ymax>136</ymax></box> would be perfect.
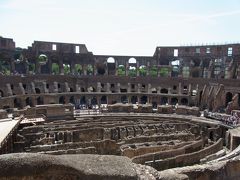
<box><xmin>52</xmin><ymin>63</ymin><xmax>60</xmax><ymax>74</ymax></box>
<box><xmin>121</xmin><ymin>96</ymin><xmax>128</xmax><ymax>104</ymax></box>
<box><xmin>171</xmin><ymin>97</ymin><xmax>178</xmax><ymax>105</ymax></box>
<box><xmin>0</xmin><ymin>90</ymin><xmax>4</xmax><ymax>97</ymax></box>
<box><xmin>28</xmin><ymin>63</ymin><xmax>36</xmax><ymax>74</ymax></box>
<box><xmin>107</xmin><ymin>57</ymin><xmax>116</xmax><ymax>75</ymax></box>
<box><xmin>199</xmin><ymin>91</ymin><xmax>203</xmax><ymax>105</ymax></box>
<box><xmin>38</xmin><ymin>54</ymin><xmax>49</xmax><ymax>74</ymax></box>
<box><xmin>96</xmin><ymin>63</ymin><xmax>106</xmax><ymax>75</ymax></box>
<box><xmin>69</xmin><ymin>96</ymin><xmax>75</xmax><ymax>104</ymax></box>
<box><xmin>74</xmin><ymin>64</ymin><xmax>82</xmax><ymax>75</ymax></box>
<box><xmin>69</xmin><ymin>87</ymin><xmax>74</xmax><ymax>92</ymax></box>
<box><xmin>81</xmin><ymin>87</ymin><xmax>85</xmax><ymax>92</ymax></box>
<box><xmin>128</xmin><ymin>57</ymin><xmax>136</xmax><ymax>64</ymax></box>
<box><xmin>91</xmin><ymin>97</ymin><xmax>98</xmax><ymax>106</ymax></box>
<box><xmin>139</xmin><ymin>65</ymin><xmax>147</xmax><ymax>76</ymax></box>
<box><xmin>150</xmin><ymin>65</ymin><xmax>158</xmax><ymax>77</ymax></box>
<box><xmin>159</xmin><ymin>67</ymin><xmax>169</xmax><ymax>77</ymax></box>
<box><xmin>26</xmin><ymin>97</ymin><xmax>33</xmax><ymax>107</ymax></box>
<box><xmin>35</xmin><ymin>88</ymin><xmax>41</xmax><ymax>94</ymax></box>
<box><xmin>80</xmin><ymin>96</ymin><xmax>86</xmax><ymax>105</ymax></box>
<box><xmin>160</xmin><ymin>88</ymin><xmax>168</xmax><ymax>94</ymax></box>
<box><xmin>117</xmin><ymin>65</ymin><xmax>125</xmax><ymax>76</ymax></box>
<box><xmin>140</xmin><ymin>96</ymin><xmax>148</xmax><ymax>104</ymax></box>
<box><xmin>14</xmin><ymin>98</ymin><xmax>21</xmax><ymax>108</ymax></box>
<box><xmin>152</xmin><ymin>102</ymin><xmax>157</xmax><ymax>109</ymax></box>
<box><xmin>181</xmin><ymin>98</ymin><xmax>188</xmax><ymax>106</ymax></box>
<box><xmin>128</xmin><ymin>66</ymin><xmax>136</xmax><ymax>77</ymax></box>
<box><xmin>131</xmin><ymin>96</ymin><xmax>138</xmax><ymax>104</ymax></box>
<box><xmin>37</xmin><ymin>97</ymin><xmax>44</xmax><ymax>105</ymax></box>
<box><xmin>101</xmin><ymin>96</ymin><xmax>107</xmax><ymax>104</ymax></box>
<box><xmin>59</xmin><ymin>96</ymin><xmax>65</xmax><ymax>104</ymax></box>
<box><xmin>225</xmin><ymin>92</ymin><xmax>233</xmax><ymax>106</ymax></box>
<box><xmin>160</xmin><ymin>97</ymin><xmax>168</xmax><ymax>105</ymax></box>
<box><xmin>171</xmin><ymin>60</ymin><xmax>180</xmax><ymax>77</ymax></box>
<box><xmin>151</xmin><ymin>88</ymin><xmax>157</xmax><ymax>93</ymax></box>
<box><xmin>0</xmin><ymin>60</ymin><xmax>10</xmax><ymax>75</ymax></box>
<box><xmin>87</xmin><ymin>64</ymin><xmax>93</xmax><ymax>75</ymax></box>
<box><xmin>209</xmin><ymin>131</ymin><xmax>214</xmax><ymax>141</ymax></box>
<box><xmin>63</xmin><ymin>63</ymin><xmax>71</xmax><ymax>74</ymax></box>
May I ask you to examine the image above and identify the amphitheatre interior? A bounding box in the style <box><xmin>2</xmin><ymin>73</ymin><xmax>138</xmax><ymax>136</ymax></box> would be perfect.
<box><xmin>1</xmin><ymin>36</ymin><xmax>240</xmax><ymax>179</ymax></box>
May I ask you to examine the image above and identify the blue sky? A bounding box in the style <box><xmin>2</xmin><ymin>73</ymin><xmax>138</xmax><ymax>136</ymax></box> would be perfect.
<box><xmin>0</xmin><ymin>0</ymin><xmax>240</xmax><ymax>55</ymax></box>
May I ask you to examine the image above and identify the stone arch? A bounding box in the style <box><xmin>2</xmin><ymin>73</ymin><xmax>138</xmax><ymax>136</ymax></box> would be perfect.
<box><xmin>52</xmin><ymin>63</ymin><xmax>60</xmax><ymax>75</ymax></box>
<box><xmin>38</xmin><ymin>54</ymin><xmax>49</xmax><ymax>74</ymax></box>
<box><xmin>101</xmin><ymin>95</ymin><xmax>107</xmax><ymax>104</ymax></box>
<box><xmin>160</xmin><ymin>88</ymin><xmax>168</xmax><ymax>94</ymax></box>
<box><xmin>35</xmin><ymin>88</ymin><xmax>41</xmax><ymax>94</ymax></box>
<box><xmin>13</xmin><ymin>98</ymin><xmax>21</xmax><ymax>108</ymax></box>
<box><xmin>97</xmin><ymin>64</ymin><xmax>106</xmax><ymax>75</ymax></box>
<box><xmin>149</xmin><ymin>65</ymin><xmax>158</xmax><ymax>77</ymax></box>
<box><xmin>107</xmin><ymin>57</ymin><xmax>116</xmax><ymax>75</ymax></box>
<box><xmin>139</xmin><ymin>65</ymin><xmax>147</xmax><ymax>76</ymax></box>
<box><xmin>140</xmin><ymin>96</ymin><xmax>148</xmax><ymax>104</ymax></box>
<box><xmin>63</xmin><ymin>63</ymin><xmax>71</xmax><ymax>75</ymax></box>
<box><xmin>80</xmin><ymin>96</ymin><xmax>86</xmax><ymax>105</ymax></box>
<box><xmin>131</xmin><ymin>96</ymin><xmax>138</xmax><ymax>104</ymax></box>
<box><xmin>117</xmin><ymin>65</ymin><xmax>125</xmax><ymax>76</ymax></box>
<box><xmin>160</xmin><ymin>97</ymin><xmax>168</xmax><ymax>105</ymax></box>
<box><xmin>26</xmin><ymin>97</ymin><xmax>33</xmax><ymax>107</ymax></box>
<box><xmin>87</xmin><ymin>64</ymin><xmax>93</xmax><ymax>75</ymax></box>
<box><xmin>74</xmin><ymin>64</ymin><xmax>82</xmax><ymax>75</ymax></box>
<box><xmin>107</xmin><ymin>57</ymin><xmax>115</xmax><ymax>63</ymax></box>
<box><xmin>128</xmin><ymin>57</ymin><xmax>136</xmax><ymax>64</ymax></box>
<box><xmin>121</xmin><ymin>95</ymin><xmax>128</xmax><ymax>104</ymax></box>
<box><xmin>59</xmin><ymin>96</ymin><xmax>65</xmax><ymax>104</ymax></box>
<box><xmin>171</xmin><ymin>97</ymin><xmax>178</xmax><ymax>105</ymax></box>
<box><xmin>152</xmin><ymin>101</ymin><xmax>158</xmax><ymax>109</ymax></box>
<box><xmin>91</xmin><ymin>97</ymin><xmax>98</xmax><ymax>105</ymax></box>
<box><xmin>181</xmin><ymin>98</ymin><xmax>188</xmax><ymax>106</ymax></box>
<box><xmin>69</xmin><ymin>96</ymin><xmax>75</xmax><ymax>104</ymax></box>
<box><xmin>225</xmin><ymin>92</ymin><xmax>233</xmax><ymax>106</ymax></box>
<box><xmin>36</xmin><ymin>96</ymin><xmax>44</xmax><ymax>105</ymax></box>
<box><xmin>0</xmin><ymin>60</ymin><xmax>10</xmax><ymax>75</ymax></box>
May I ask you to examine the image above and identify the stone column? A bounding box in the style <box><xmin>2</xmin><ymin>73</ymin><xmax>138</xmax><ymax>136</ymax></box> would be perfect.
<box><xmin>59</xmin><ymin>60</ymin><xmax>64</xmax><ymax>75</ymax></box>
<box><xmin>97</xmin><ymin>82</ymin><xmax>101</xmax><ymax>92</ymax></box>
<box><xmin>83</xmin><ymin>64</ymin><xmax>87</xmax><ymax>75</ymax></box>
<box><xmin>48</xmin><ymin>59</ymin><xmax>52</xmax><ymax>74</ymax></box>
<box><xmin>106</xmin><ymin>83</ymin><xmax>111</xmax><ymax>92</ymax></box>
<box><xmin>146</xmin><ymin>62</ymin><xmax>150</xmax><ymax>76</ymax></box>
<box><xmin>125</xmin><ymin>61</ymin><xmax>129</xmax><ymax>76</ymax></box>
<box><xmin>188</xmin><ymin>84</ymin><xmax>192</xmax><ymax>95</ymax></box>
<box><xmin>117</xmin><ymin>83</ymin><xmax>121</xmax><ymax>93</ymax></box>
<box><xmin>105</xmin><ymin>63</ymin><xmax>108</xmax><ymax>76</ymax></box>
<box><xmin>178</xmin><ymin>82</ymin><xmax>182</xmax><ymax>95</ymax></box>
<box><xmin>115</xmin><ymin>60</ymin><xmax>118</xmax><ymax>76</ymax></box>
<box><xmin>148</xmin><ymin>84</ymin><xmax>152</xmax><ymax>93</ymax></box>
<box><xmin>136</xmin><ymin>61</ymin><xmax>140</xmax><ymax>76</ymax></box>
<box><xmin>127</xmin><ymin>83</ymin><xmax>131</xmax><ymax>93</ymax></box>
<box><xmin>137</xmin><ymin>83</ymin><xmax>141</xmax><ymax>93</ymax></box>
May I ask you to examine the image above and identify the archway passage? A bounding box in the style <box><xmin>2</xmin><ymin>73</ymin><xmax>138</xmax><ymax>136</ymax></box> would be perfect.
<box><xmin>35</xmin><ymin>88</ymin><xmax>41</xmax><ymax>94</ymax></box>
<box><xmin>0</xmin><ymin>90</ymin><xmax>4</xmax><ymax>97</ymax></box>
<box><xmin>139</xmin><ymin>65</ymin><xmax>147</xmax><ymax>76</ymax></box>
<box><xmin>91</xmin><ymin>97</ymin><xmax>98</xmax><ymax>106</ymax></box>
<box><xmin>80</xmin><ymin>96</ymin><xmax>86</xmax><ymax>105</ymax></box>
<box><xmin>96</xmin><ymin>63</ymin><xmax>106</xmax><ymax>75</ymax></box>
<box><xmin>74</xmin><ymin>64</ymin><xmax>82</xmax><ymax>75</ymax></box>
<box><xmin>140</xmin><ymin>96</ymin><xmax>148</xmax><ymax>104</ymax></box>
<box><xmin>225</xmin><ymin>92</ymin><xmax>233</xmax><ymax>106</ymax></box>
<box><xmin>14</xmin><ymin>98</ymin><xmax>21</xmax><ymax>108</ymax></box>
